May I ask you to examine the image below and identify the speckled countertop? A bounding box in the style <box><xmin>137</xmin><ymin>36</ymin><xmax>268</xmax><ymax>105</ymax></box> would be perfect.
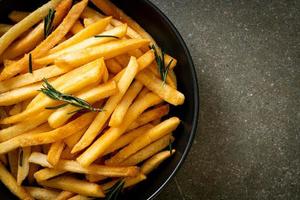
<box><xmin>150</xmin><ymin>0</ymin><xmax>300</xmax><ymax>199</ymax></box>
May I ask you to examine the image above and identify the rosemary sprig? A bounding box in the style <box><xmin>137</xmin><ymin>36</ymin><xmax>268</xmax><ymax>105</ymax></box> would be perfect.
<box><xmin>39</xmin><ymin>78</ymin><xmax>103</xmax><ymax>112</ymax></box>
<box><xmin>150</xmin><ymin>45</ymin><xmax>174</xmax><ymax>84</ymax></box>
<box><xmin>94</xmin><ymin>35</ymin><xmax>119</xmax><ymax>39</ymax></box>
<box><xmin>45</xmin><ymin>103</ymin><xmax>68</xmax><ymax>110</ymax></box>
<box><xmin>18</xmin><ymin>149</ymin><xmax>23</xmax><ymax>167</ymax></box>
<box><xmin>44</xmin><ymin>9</ymin><xmax>56</xmax><ymax>38</ymax></box>
<box><xmin>168</xmin><ymin>139</ymin><xmax>173</xmax><ymax>155</ymax></box>
<box><xmin>28</xmin><ymin>53</ymin><xmax>33</xmax><ymax>73</ymax></box>
<box><xmin>105</xmin><ymin>179</ymin><xmax>124</xmax><ymax>200</ymax></box>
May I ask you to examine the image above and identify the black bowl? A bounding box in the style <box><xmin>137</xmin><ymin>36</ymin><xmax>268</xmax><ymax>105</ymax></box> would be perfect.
<box><xmin>0</xmin><ymin>0</ymin><xmax>199</xmax><ymax>199</ymax></box>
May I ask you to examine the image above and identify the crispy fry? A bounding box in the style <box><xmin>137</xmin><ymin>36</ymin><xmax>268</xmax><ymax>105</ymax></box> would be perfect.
<box><xmin>0</xmin><ymin>112</ymin><xmax>95</xmax><ymax>154</ymax></box>
<box><xmin>77</xmin><ymin>92</ymin><xmax>162</xmax><ymax>167</ymax></box>
<box><xmin>25</xmin><ymin>186</ymin><xmax>59</xmax><ymax>200</ymax></box>
<box><xmin>148</xmin><ymin>64</ymin><xmax>177</xmax><ymax>89</ymax></box>
<box><xmin>55</xmin><ymin>39</ymin><xmax>149</xmax><ymax>68</ymax></box>
<box><xmin>17</xmin><ymin>147</ymin><xmax>31</xmax><ymax>185</ymax></box>
<box><xmin>28</xmin><ymin>145</ymin><xmax>42</xmax><ymax>184</ymax></box>
<box><xmin>8</xmin><ymin>149</ymin><xmax>18</xmax><ymax>178</ymax></box>
<box><xmin>8</xmin><ymin>11</ymin><xmax>30</xmax><ymax>23</ymax></box>
<box><xmin>3</xmin><ymin>59</ymin><xmax>16</xmax><ymax>67</ymax></box>
<box><xmin>47</xmin><ymin>141</ymin><xmax>65</xmax><ymax>166</ymax></box>
<box><xmin>39</xmin><ymin>175</ymin><xmax>105</xmax><ymax>198</ymax></box>
<box><xmin>0</xmin><ymin>162</ymin><xmax>33</xmax><ymax>200</ymax></box>
<box><xmin>55</xmin><ymin>191</ymin><xmax>74</xmax><ymax>200</ymax></box>
<box><xmin>109</xmin><ymin>80</ymin><xmax>143</xmax><ymax>126</ymax></box>
<box><xmin>83</xmin><ymin>18</ymin><xmax>96</xmax><ymax>27</ymax></box>
<box><xmin>34</xmin><ymin>168</ymin><xmax>66</xmax><ymax>182</ymax></box>
<box><xmin>70</xmin><ymin>20</ymin><xmax>84</xmax><ymax>34</ymax></box>
<box><xmin>105</xmin><ymin>117</ymin><xmax>180</xmax><ymax>165</ymax></box>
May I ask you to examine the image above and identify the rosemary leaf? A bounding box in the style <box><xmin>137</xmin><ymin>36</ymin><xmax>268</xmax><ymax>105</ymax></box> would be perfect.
<box><xmin>168</xmin><ymin>139</ymin><xmax>173</xmax><ymax>155</ymax></box>
<box><xmin>94</xmin><ymin>35</ymin><xmax>119</xmax><ymax>39</ymax></box>
<box><xmin>44</xmin><ymin>9</ymin><xmax>56</xmax><ymax>38</ymax></box>
<box><xmin>28</xmin><ymin>53</ymin><xmax>33</xmax><ymax>73</ymax></box>
<box><xmin>45</xmin><ymin>103</ymin><xmax>68</xmax><ymax>110</ymax></box>
<box><xmin>105</xmin><ymin>179</ymin><xmax>125</xmax><ymax>200</ymax></box>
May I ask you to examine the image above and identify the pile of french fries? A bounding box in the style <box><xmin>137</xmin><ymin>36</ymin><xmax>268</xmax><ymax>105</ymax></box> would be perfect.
<box><xmin>0</xmin><ymin>0</ymin><xmax>185</xmax><ymax>199</ymax></box>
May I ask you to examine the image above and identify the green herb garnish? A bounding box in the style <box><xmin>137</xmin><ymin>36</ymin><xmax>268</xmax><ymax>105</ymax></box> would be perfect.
<box><xmin>44</xmin><ymin>9</ymin><xmax>56</xmax><ymax>38</ymax></box>
<box><xmin>94</xmin><ymin>35</ymin><xmax>119</xmax><ymax>39</ymax></box>
<box><xmin>168</xmin><ymin>139</ymin><xmax>173</xmax><ymax>155</ymax></box>
<box><xmin>28</xmin><ymin>53</ymin><xmax>33</xmax><ymax>73</ymax></box>
<box><xmin>39</xmin><ymin>78</ymin><xmax>103</xmax><ymax>112</ymax></box>
<box><xmin>150</xmin><ymin>44</ymin><xmax>173</xmax><ymax>84</ymax></box>
<box><xmin>105</xmin><ymin>179</ymin><xmax>124</xmax><ymax>200</ymax></box>
<box><xmin>18</xmin><ymin>149</ymin><xmax>23</xmax><ymax>167</ymax></box>
<box><xmin>45</xmin><ymin>103</ymin><xmax>68</xmax><ymax>110</ymax></box>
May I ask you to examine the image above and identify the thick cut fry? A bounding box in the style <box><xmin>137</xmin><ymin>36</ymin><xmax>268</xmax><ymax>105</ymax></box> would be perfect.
<box><xmin>70</xmin><ymin>20</ymin><xmax>84</xmax><ymax>34</ymax></box>
<box><xmin>0</xmin><ymin>111</ymin><xmax>52</xmax><ymax>142</ymax></box>
<box><xmin>1</xmin><ymin>0</ymin><xmax>72</xmax><ymax>61</ymax></box>
<box><xmin>8</xmin><ymin>149</ymin><xmax>18</xmax><ymax>178</ymax></box>
<box><xmin>0</xmin><ymin>0</ymin><xmax>62</xmax><ymax>56</ymax></box>
<box><xmin>29</xmin><ymin>152</ymin><xmax>139</xmax><ymax>178</ymax></box>
<box><xmin>39</xmin><ymin>176</ymin><xmax>105</xmax><ymax>197</ymax></box>
<box><xmin>83</xmin><ymin>18</ymin><xmax>96</xmax><ymax>27</ymax></box>
<box><xmin>77</xmin><ymin>92</ymin><xmax>163</xmax><ymax>167</ymax></box>
<box><xmin>103</xmin><ymin>124</ymin><xmax>153</xmax><ymax>156</ymax></box>
<box><xmin>48</xmin><ymin>80</ymin><xmax>117</xmax><ymax>128</ymax></box>
<box><xmin>28</xmin><ymin>145</ymin><xmax>42</xmax><ymax>184</ymax></box>
<box><xmin>1</xmin><ymin>59</ymin><xmax>102</xmax><ymax>124</ymax></box>
<box><xmin>55</xmin><ymin>39</ymin><xmax>149</xmax><ymax>68</ymax></box>
<box><xmin>0</xmin><ymin>162</ymin><xmax>33</xmax><ymax>200</ymax></box>
<box><xmin>34</xmin><ymin>168</ymin><xmax>66</xmax><ymax>182</ymax></box>
<box><xmin>17</xmin><ymin>147</ymin><xmax>31</xmax><ymax>185</ymax></box>
<box><xmin>9</xmin><ymin>103</ymin><xmax>22</xmax><ymax>115</ymax></box>
<box><xmin>120</xmin><ymin>135</ymin><xmax>174</xmax><ymax>166</ymax></box>
<box><xmin>71</xmin><ymin>57</ymin><xmax>138</xmax><ymax>153</ymax></box>
<box><xmin>25</xmin><ymin>186</ymin><xmax>59</xmax><ymax>200</ymax></box>
<box><xmin>128</xmin><ymin>104</ymin><xmax>169</xmax><ymax>131</ymax></box>
<box><xmin>109</xmin><ymin>80</ymin><xmax>143</xmax><ymax>126</ymax></box>
<box><xmin>55</xmin><ymin>191</ymin><xmax>74</xmax><ymax>200</ymax></box>
<box><xmin>47</xmin><ymin>141</ymin><xmax>65</xmax><ymax>166</ymax></box>
<box><xmin>136</xmin><ymin>69</ymin><xmax>185</xmax><ymax>105</ymax></box>
<box><xmin>105</xmin><ymin>117</ymin><xmax>180</xmax><ymax>165</ymax></box>
<box><xmin>8</xmin><ymin>11</ymin><xmax>30</xmax><ymax>23</ymax></box>
<box><xmin>0</xmin><ymin>0</ymin><xmax>86</xmax><ymax>81</ymax></box>
<box><xmin>3</xmin><ymin>59</ymin><xmax>16</xmax><ymax>67</ymax></box>
<box><xmin>149</xmin><ymin>64</ymin><xmax>177</xmax><ymax>89</ymax></box>
<box><xmin>50</xmin><ymin>17</ymin><xmax>111</xmax><ymax>53</ymax></box>
<box><xmin>36</xmin><ymin>24</ymin><xmax>128</xmax><ymax>65</ymax></box>
<box><xmin>0</xmin><ymin>113</ymin><xmax>95</xmax><ymax>154</ymax></box>
<box><xmin>141</xmin><ymin>150</ymin><xmax>175</xmax><ymax>175</ymax></box>
<box><xmin>105</xmin><ymin>58</ymin><xmax>123</xmax><ymax>73</ymax></box>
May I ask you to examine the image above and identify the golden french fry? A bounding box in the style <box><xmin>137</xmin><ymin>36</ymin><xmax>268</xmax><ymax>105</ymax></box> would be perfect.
<box><xmin>29</xmin><ymin>152</ymin><xmax>139</xmax><ymax>178</ymax></box>
<box><xmin>48</xmin><ymin>80</ymin><xmax>117</xmax><ymax>128</ymax></box>
<box><xmin>105</xmin><ymin>117</ymin><xmax>180</xmax><ymax>165</ymax></box>
<box><xmin>77</xmin><ymin>92</ymin><xmax>162</xmax><ymax>167</ymax></box>
<box><xmin>0</xmin><ymin>162</ymin><xmax>33</xmax><ymax>200</ymax></box>
<box><xmin>3</xmin><ymin>59</ymin><xmax>16</xmax><ymax>67</ymax></box>
<box><xmin>0</xmin><ymin>112</ymin><xmax>95</xmax><ymax>154</ymax></box>
<box><xmin>128</xmin><ymin>104</ymin><xmax>169</xmax><ymax>131</ymax></box>
<box><xmin>148</xmin><ymin>64</ymin><xmax>177</xmax><ymax>89</ymax></box>
<box><xmin>55</xmin><ymin>38</ymin><xmax>149</xmax><ymax>68</ymax></box>
<box><xmin>36</xmin><ymin>24</ymin><xmax>128</xmax><ymax>65</ymax></box>
<box><xmin>55</xmin><ymin>191</ymin><xmax>74</xmax><ymax>200</ymax></box>
<box><xmin>34</xmin><ymin>168</ymin><xmax>66</xmax><ymax>182</ymax></box>
<box><xmin>0</xmin><ymin>111</ymin><xmax>52</xmax><ymax>142</ymax></box>
<box><xmin>47</xmin><ymin>141</ymin><xmax>65</xmax><ymax>166</ymax></box>
<box><xmin>105</xmin><ymin>58</ymin><xmax>123</xmax><ymax>73</ymax></box>
<box><xmin>70</xmin><ymin>20</ymin><xmax>84</xmax><ymax>34</ymax></box>
<box><xmin>28</xmin><ymin>145</ymin><xmax>42</xmax><ymax>184</ymax></box>
<box><xmin>85</xmin><ymin>174</ymin><xmax>106</xmax><ymax>183</ymax></box>
<box><xmin>8</xmin><ymin>149</ymin><xmax>18</xmax><ymax>178</ymax></box>
<box><xmin>83</xmin><ymin>18</ymin><xmax>96</xmax><ymax>27</ymax></box>
<box><xmin>102</xmin><ymin>173</ymin><xmax>146</xmax><ymax>191</ymax></box>
<box><xmin>8</xmin><ymin>11</ymin><xmax>30</xmax><ymax>23</ymax></box>
<box><xmin>17</xmin><ymin>147</ymin><xmax>31</xmax><ymax>185</ymax></box>
<box><xmin>120</xmin><ymin>135</ymin><xmax>174</xmax><ymax>166</ymax></box>
<box><xmin>136</xmin><ymin>69</ymin><xmax>185</xmax><ymax>105</ymax></box>
<box><xmin>141</xmin><ymin>150</ymin><xmax>175</xmax><ymax>175</ymax></box>
<box><xmin>103</xmin><ymin>124</ymin><xmax>153</xmax><ymax>156</ymax></box>
<box><xmin>25</xmin><ymin>186</ymin><xmax>59</xmax><ymax>200</ymax></box>
<box><xmin>39</xmin><ymin>175</ymin><xmax>105</xmax><ymax>197</ymax></box>
<box><xmin>9</xmin><ymin>103</ymin><xmax>22</xmax><ymax>115</ymax></box>
<box><xmin>0</xmin><ymin>0</ymin><xmax>62</xmax><ymax>56</ymax></box>
<box><xmin>71</xmin><ymin>56</ymin><xmax>138</xmax><ymax>153</ymax></box>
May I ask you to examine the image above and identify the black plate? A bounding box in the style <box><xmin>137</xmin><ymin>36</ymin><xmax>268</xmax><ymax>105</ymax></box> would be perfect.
<box><xmin>0</xmin><ymin>0</ymin><xmax>199</xmax><ymax>199</ymax></box>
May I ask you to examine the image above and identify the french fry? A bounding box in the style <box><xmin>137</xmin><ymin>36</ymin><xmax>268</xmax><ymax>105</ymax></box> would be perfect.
<box><xmin>0</xmin><ymin>24</ymin><xmax>12</xmax><ymax>36</ymax></box>
<box><xmin>105</xmin><ymin>117</ymin><xmax>180</xmax><ymax>165</ymax></box>
<box><xmin>0</xmin><ymin>0</ymin><xmax>86</xmax><ymax>81</ymax></box>
<box><xmin>120</xmin><ymin>135</ymin><xmax>174</xmax><ymax>166</ymax></box>
<box><xmin>39</xmin><ymin>175</ymin><xmax>105</xmax><ymax>197</ymax></box>
<box><xmin>109</xmin><ymin>80</ymin><xmax>143</xmax><ymax>126</ymax></box>
<box><xmin>3</xmin><ymin>59</ymin><xmax>16</xmax><ymax>67</ymax></box>
<box><xmin>55</xmin><ymin>39</ymin><xmax>149</xmax><ymax>68</ymax></box>
<box><xmin>148</xmin><ymin>64</ymin><xmax>177</xmax><ymax>89</ymax></box>
<box><xmin>0</xmin><ymin>0</ymin><xmax>62</xmax><ymax>56</ymax></box>
<box><xmin>8</xmin><ymin>149</ymin><xmax>18</xmax><ymax>178</ymax></box>
<box><xmin>1</xmin><ymin>58</ymin><xmax>103</xmax><ymax>124</ymax></box>
<box><xmin>60</xmin><ymin>146</ymin><xmax>77</xmax><ymax>160</ymax></box>
<box><xmin>136</xmin><ymin>69</ymin><xmax>185</xmax><ymax>106</ymax></box>
<box><xmin>77</xmin><ymin>92</ymin><xmax>163</xmax><ymax>167</ymax></box>
<box><xmin>70</xmin><ymin>20</ymin><xmax>84</xmax><ymax>35</ymax></box>
<box><xmin>34</xmin><ymin>168</ymin><xmax>66</xmax><ymax>182</ymax></box>
<box><xmin>115</xmin><ymin>54</ymin><xmax>130</xmax><ymax>67</ymax></box>
<box><xmin>105</xmin><ymin>58</ymin><xmax>123</xmax><ymax>73</ymax></box>
<box><xmin>0</xmin><ymin>111</ymin><xmax>52</xmax><ymax>142</ymax></box>
<box><xmin>85</xmin><ymin>174</ymin><xmax>106</xmax><ymax>183</ymax></box>
<box><xmin>0</xmin><ymin>162</ymin><xmax>33</xmax><ymax>200</ymax></box>
<box><xmin>64</xmin><ymin>129</ymin><xmax>87</xmax><ymax>149</ymax></box>
<box><xmin>50</xmin><ymin>17</ymin><xmax>111</xmax><ymax>53</ymax></box>
<box><xmin>25</xmin><ymin>186</ymin><xmax>59</xmax><ymax>200</ymax></box>
<box><xmin>17</xmin><ymin>147</ymin><xmax>31</xmax><ymax>185</ymax></box>
<box><xmin>127</xmin><ymin>104</ymin><xmax>169</xmax><ymax>131</ymax></box>
<box><xmin>8</xmin><ymin>11</ymin><xmax>30</xmax><ymax>23</ymax></box>
<box><xmin>0</xmin><ymin>112</ymin><xmax>95</xmax><ymax>154</ymax></box>
<box><xmin>141</xmin><ymin>150</ymin><xmax>175</xmax><ymax>175</ymax></box>
<box><xmin>28</xmin><ymin>145</ymin><xmax>42</xmax><ymax>184</ymax></box>
<box><xmin>48</xmin><ymin>80</ymin><xmax>117</xmax><ymax>128</ymax></box>
<box><xmin>47</xmin><ymin>141</ymin><xmax>65</xmax><ymax>166</ymax></box>
<box><xmin>29</xmin><ymin>152</ymin><xmax>139</xmax><ymax>178</ymax></box>
<box><xmin>9</xmin><ymin>103</ymin><xmax>22</xmax><ymax>115</ymax></box>
<box><xmin>68</xmin><ymin>194</ymin><xmax>93</xmax><ymax>200</ymax></box>
<box><xmin>103</xmin><ymin>124</ymin><xmax>153</xmax><ymax>156</ymax></box>
<box><xmin>55</xmin><ymin>191</ymin><xmax>74</xmax><ymax>200</ymax></box>
<box><xmin>71</xmin><ymin>56</ymin><xmax>138</xmax><ymax>153</ymax></box>
<box><xmin>83</xmin><ymin>18</ymin><xmax>96</xmax><ymax>27</ymax></box>
<box><xmin>102</xmin><ymin>173</ymin><xmax>146</xmax><ymax>191</ymax></box>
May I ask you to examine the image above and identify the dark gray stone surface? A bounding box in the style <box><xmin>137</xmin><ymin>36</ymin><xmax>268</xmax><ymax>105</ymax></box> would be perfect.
<box><xmin>149</xmin><ymin>0</ymin><xmax>300</xmax><ymax>199</ymax></box>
